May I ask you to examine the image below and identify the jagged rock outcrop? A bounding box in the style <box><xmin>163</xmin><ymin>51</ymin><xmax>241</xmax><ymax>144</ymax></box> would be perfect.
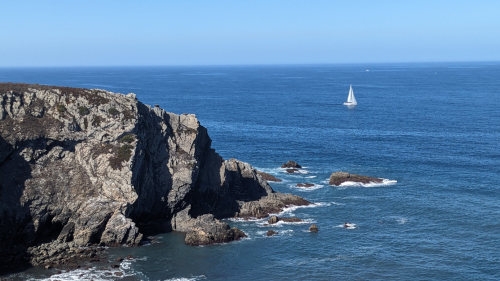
<box><xmin>328</xmin><ymin>171</ymin><xmax>383</xmax><ymax>186</ymax></box>
<box><xmin>0</xmin><ymin>83</ymin><xmax>308</xmax><ymax>272</ymax></box>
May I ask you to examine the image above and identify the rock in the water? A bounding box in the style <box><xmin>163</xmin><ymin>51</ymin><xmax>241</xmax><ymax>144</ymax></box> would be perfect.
<box><xmin>268</xmin><ymin>216</ymin><xmax>280</xmax><ymax>224</ymax></box>
<box><xmin>309</xmin><ymin>224</ymin><xmax>319</xmax><ymax>232</ymax></box>
<box><xmin>281</xmin><ymin>161</ymin><xmax>302</xmax><ymax>168</ymax></box>
<box><xmin>0</xmin><ymin>83</ymin><xmax>308</xmax><ymax>272</ymax></box>
<box><xmin>183</xmin><ymin>215</ymin><xmax>247</xmax><ymax>246</ymax></box>
<box><xmin>237</xmin><ymin>193</ymin><xmax>310</xmax><ymax>219</ymax></box>
<box><xmin>257</xmin><ymin>171</ymin><xmax>282</xmax><ymax>182</ymax></box>
<box><xmin>280</xmin><ymin>217</ymin><xmax>302</xmax><ymax>223</ymax></box>
<box><xmin>266</xmin><ymin>230</ymin><xmax>278</xmax><ymax>237</ymax></box>
<box><xmin>328</xmin><ymin>171</ymin><xmax>383</xmax><ymax>186</ymax></box>
<box><xmin>267</xmin><ymin>215</ymin><xmax>302</xmax><ymax>224</ymax></box>
<box><xmin>296</xmin><ymin>183</ymin><xmax>314</xmax><ymax>188</ymax></box>
<box><xmin>286</xmin><ymin>168</ymin><xmax>299</xmax><ymax>174</ymax></box>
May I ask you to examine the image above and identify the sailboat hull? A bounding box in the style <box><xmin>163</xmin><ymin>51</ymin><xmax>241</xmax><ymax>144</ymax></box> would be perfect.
<box><xmin>343</xmin><ymin>102</ymin><xmax>357</xmax><ymax>106</ymax></box>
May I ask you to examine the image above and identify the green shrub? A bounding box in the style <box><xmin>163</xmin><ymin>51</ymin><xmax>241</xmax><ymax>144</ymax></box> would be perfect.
<box><xmin>56</xmin><ymin>104</ymin><xmax>66</xmax><ymax>113</ymax></box>
<box><xmin>123</xmin><ymin>109</ymin><xmax>134</xmax><ymax>120</ymax></box>
<box><xmin>108</xmin><ymin>107</ymin><xmax>120</xmax><ymax>117</ymax></box>
<box><xmin>119</xmin><ymin>134</ymin><xmax>135</xmax><ymax>144</ymax></box>
<box><xmin>78</xmin><ymin>106</ymin><xmax>90</xmax><ymax>115</ymax></box>
<box><xmin>109</xmin><ymin>144</ymin><xmax>134</xmax><ymax>169</ymax></box>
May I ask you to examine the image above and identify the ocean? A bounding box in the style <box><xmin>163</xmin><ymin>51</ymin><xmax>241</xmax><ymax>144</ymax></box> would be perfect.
<box><xmin>1</xmin><ymin>63</ymin><xmax>499</xmax><ymax>280</ymax></box>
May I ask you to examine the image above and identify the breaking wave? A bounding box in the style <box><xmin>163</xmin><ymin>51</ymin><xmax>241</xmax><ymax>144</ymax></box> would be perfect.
<box><xmin>339</xmin><ymin>178</ymin><xmax>397</xmax><ymax>187</ymax></box>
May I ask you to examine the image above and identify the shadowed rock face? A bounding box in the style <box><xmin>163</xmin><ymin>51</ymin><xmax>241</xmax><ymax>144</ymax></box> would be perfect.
<box><xmin>0</xmin><ymin>83</ymin><xmax>308</xmax><ymax>271</ymax></box>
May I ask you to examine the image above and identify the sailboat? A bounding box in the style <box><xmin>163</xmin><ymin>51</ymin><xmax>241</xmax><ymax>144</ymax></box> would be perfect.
<box><xmin>343</xmin><ymin>84</ymin><xmax>357</xmax><ymax>106</ymax></box>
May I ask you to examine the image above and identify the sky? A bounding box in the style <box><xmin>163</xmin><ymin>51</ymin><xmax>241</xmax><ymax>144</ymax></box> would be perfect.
<box><xmin>1</xmin><ymin>0</ymin><xmax>500</xmax><ymax>66</ymax></box>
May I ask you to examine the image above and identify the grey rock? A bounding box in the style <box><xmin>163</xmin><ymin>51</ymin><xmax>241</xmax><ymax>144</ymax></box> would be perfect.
<box><xmin>0</xmin><ymin>83</ymin><xmax>310</xmax><ymax>271</ymax></box>
<box><xmin>237</xmin><ymin>193</ymin><xmax>310</xmax><ymax>219</ymax></box>
<box><xmin>268</xmin><ymin>216</ymin><xmax>279</xmax><ymax>224</ymax></box>
<box><xmin>183</xmin><ymin>214</ymin><xmax>246</xmax><ymax>246</ymax></box>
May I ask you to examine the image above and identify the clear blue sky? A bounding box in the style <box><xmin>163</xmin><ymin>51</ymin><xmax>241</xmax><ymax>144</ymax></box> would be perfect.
<box><xmin>1</xmin><ymin>0</ymin><xmax>499</xmax><ymax>66</ymax></box>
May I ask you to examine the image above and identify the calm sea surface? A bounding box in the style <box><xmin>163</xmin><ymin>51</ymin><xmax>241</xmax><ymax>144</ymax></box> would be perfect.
<box><xmin>2</xmin><ymin>63</ymin><xmax>499</xmax><ymax>280</ymax></box>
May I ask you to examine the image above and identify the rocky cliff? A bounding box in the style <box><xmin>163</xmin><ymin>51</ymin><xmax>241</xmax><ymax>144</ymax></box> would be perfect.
<box><xmin>0</xmin><ymin>83</ymin><xmax>308</xmax><ymax>272</ymax></box>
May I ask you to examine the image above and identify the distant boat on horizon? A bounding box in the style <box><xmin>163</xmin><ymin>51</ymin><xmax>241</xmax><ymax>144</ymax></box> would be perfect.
<box><xmin>343</xmin><ymin>84</ymin><xmax>357</xmax><ymax>107</ymax></box>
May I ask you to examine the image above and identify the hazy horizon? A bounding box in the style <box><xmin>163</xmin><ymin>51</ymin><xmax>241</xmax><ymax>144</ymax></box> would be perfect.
<box><xmin>2</xmin><ymin>0</ymin><xmax>500</xmax><ymax>67</ymax></box>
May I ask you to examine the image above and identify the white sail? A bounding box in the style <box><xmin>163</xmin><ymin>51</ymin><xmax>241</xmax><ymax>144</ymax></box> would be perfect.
<box><xmin>344</xmin><ymin>84</ymin><xmax>357</xmax><ymax>106</ymax></box>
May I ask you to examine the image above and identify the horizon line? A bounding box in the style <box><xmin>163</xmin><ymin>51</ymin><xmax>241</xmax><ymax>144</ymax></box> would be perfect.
<box><xmin>1</xmin><ymin>60</ymin><xmax>499</xmax><ymax>68</ymax></box>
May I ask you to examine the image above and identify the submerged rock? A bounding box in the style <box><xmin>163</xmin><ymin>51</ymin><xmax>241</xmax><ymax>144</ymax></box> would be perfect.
<box><xmin>0</xmin><ymin>83</ymin><xmax>309</xmax><ymax>271</ymax></box>
<box><xmin>328</xmin><ymin>171</ymin><xmax>383</xmax><ymax>186</ymax></box>
<box><xmin>281</xmin><ymin>161</ymin><xmax>302</xmax><ymax>168</ymax></box>
<box><xmin>257</xmin><ymin>170</ymin><xmax>282</xmax><ymax>182</ymax></box>
<box><xmin>286</xmin><ymin>168</ymin><xmax>299</xmax><ymax>174</ymax></box>
<box><xmin>296</xmin><ymin>183</ymin><xmax>314</xmax><ymax>188</ymax></box>
<box><xmin>266</xmin><ymin>230</ymin><xmax>278</xmax><ymax>237</ymax></box>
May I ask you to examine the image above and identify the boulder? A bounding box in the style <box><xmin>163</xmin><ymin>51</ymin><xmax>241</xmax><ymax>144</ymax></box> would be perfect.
<box><xmin>286</xmin><ymin>168</ymin><xmax>299</xmax><ymax>174</ymax></box>
<box><xmin>328</xmin><ymin>171</ymin><xmax>383</xmax><ymax>186</ymax></box>
<box><xmin>281</xmin><ymin>161</ymin><xmax>302</xmax><ymax>168</ymax></box>
<box><xmin>296</xmin><ymin>183</ymin><xmax>314</xmax><ymax>188</ymax></box>
<box><xmin>309</xmin><ymin>224</ymin><xmax>319</xmax><ymax>232</ymax></box>
<box><xmin>268</xmin><ymin>216</ymin><xmax>279</xmax><ymax>224</ymax></box>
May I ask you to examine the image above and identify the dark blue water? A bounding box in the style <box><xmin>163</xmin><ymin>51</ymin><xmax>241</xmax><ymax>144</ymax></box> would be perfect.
<box><xmin>2</xmin><ymin>63</ymin><xmax>499</xmax><ymax>281</ymax></box>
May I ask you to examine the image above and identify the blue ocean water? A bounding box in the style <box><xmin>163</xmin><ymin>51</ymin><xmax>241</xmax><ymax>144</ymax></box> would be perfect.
<box><xmin>1</xmin><ymin>63</ymin><xmax>499</xmax><ymax>280</ymax></box>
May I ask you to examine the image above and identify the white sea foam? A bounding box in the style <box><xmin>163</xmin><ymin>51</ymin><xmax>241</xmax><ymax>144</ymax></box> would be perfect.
<box><xmin>339</xmin><ymin>178</ymin><xmax>397</xmax><ymax>187</ymax></box>
<box><xmin>393</xmin><ymin>217</ymin><xmax>408</xmax><ymax>224</ymax></box>
<box><xmin>227</xmin><ymin>217</ymin><xmax>264</xmax><ymax>223</ymax></box>
<box><xmin>256</xmin><ymin>229</ymin><xmax>294</xmax><ymax>236</ymax></box>
<box><xmin>31</xmin><ymin>266</ymin><xmax>133</xmax><ymax>281</ymax></box>
<box><xmin>336</xmin><ymin>223</ymin><xmax>357</xmax><ymax>229</ymax></box>
<box><xmin>257</xmin><ymin>218</ymin><xmax>315</xmax><ymax>228</ymax></box>
<box><xmin>289</xmin><ymin>183</ymin><xmax>325</xmax><ymax>191</ymax></box>
<box><xmin>397</xmin><ymin>217</ymin><xmax>408</xmax><ymax>224</ymax></box>
<box><xmin>273</xmin><ymin>202</ymin><xmax>329</xmax><ymax>216</ymax></box>
<box><xmin>164</xmin><ymin>275</ymin><xmax>207</xmax><ymax>281</ymax></box>
<box><xmin>305</xmin><ymin>175</ymin><xmax>317</xmax><ymax>179</ymax></box>
<box><xmin>276</xmin><ymin>167</ymin><xmax>310</xmax><ymax>175</ymax></box>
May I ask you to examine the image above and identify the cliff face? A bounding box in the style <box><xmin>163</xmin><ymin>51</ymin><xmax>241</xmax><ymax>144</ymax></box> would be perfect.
<box><xmin>0</xmin><ymin>83</ymin><xmax>307</xmax><ymax>270</ymax></box>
